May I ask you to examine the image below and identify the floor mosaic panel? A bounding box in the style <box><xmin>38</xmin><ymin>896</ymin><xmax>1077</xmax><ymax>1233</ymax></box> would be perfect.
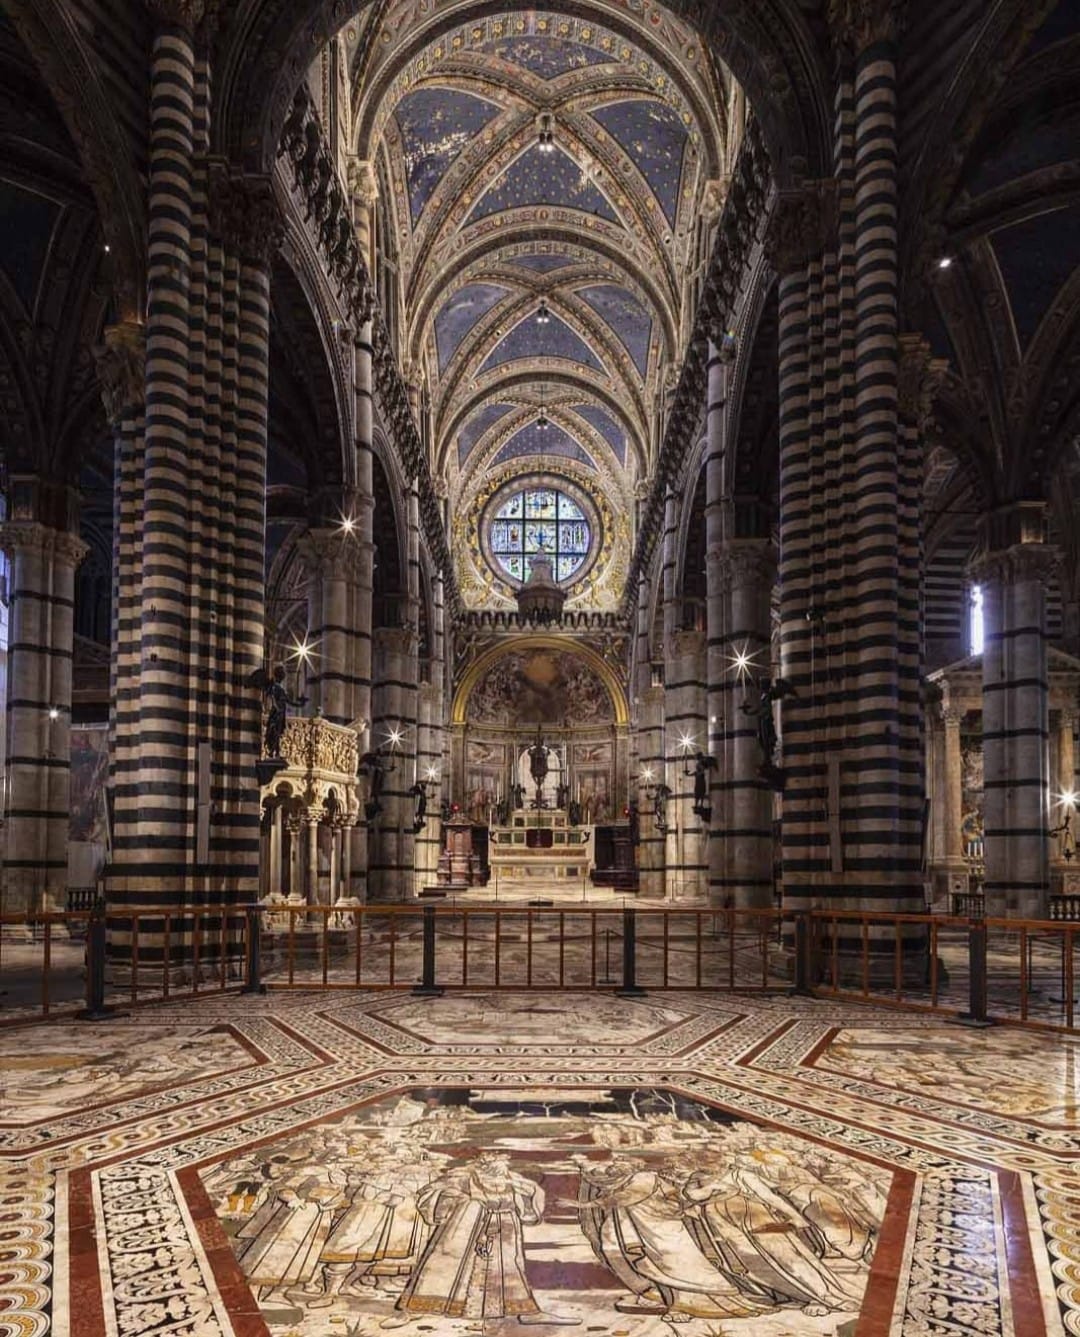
<box><xmin>2</xmin><ymin>989</ymin><xmax>1078</xmax><ymax>1336</ymax></box>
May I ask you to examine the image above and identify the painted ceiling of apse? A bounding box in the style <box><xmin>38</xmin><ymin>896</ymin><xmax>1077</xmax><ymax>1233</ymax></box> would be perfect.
<box><xmin>359</xmin><ymin>3</ymin><xmax>728</xmax><ymax>532</ymax></box>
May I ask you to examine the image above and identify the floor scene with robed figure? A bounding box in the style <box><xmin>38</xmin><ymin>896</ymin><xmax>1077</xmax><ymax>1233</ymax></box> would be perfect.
<box><xmin>3</xmin><ymin>990</ymin><xmax>1078</xmax><ymax>1337</ymax></box>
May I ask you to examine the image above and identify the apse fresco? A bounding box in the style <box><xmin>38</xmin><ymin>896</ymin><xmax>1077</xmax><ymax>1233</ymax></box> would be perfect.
<box><xmin>467</xmin><ymin>144</ymin><xmax>621</xmax><ymax>226</ymax></box>
<box><xmin>467</xmin><ymin>648</ymin><xmax>613</xmax><ymax>725</ymax></box>
<box><xmin>202</xmin><ymin>1087</ymin><xmax>887</xmax><ymax>1336</ymax></box>
<box><xmin>490</xmin><ymin>488</ymin><xmax>591</xmax><ymax>583</ymax></box>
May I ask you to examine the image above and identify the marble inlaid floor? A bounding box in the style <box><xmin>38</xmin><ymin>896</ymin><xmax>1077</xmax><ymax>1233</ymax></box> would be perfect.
<box><xmin>2</xmin><ymin>990</ymin><xmax>1079</xmax><ymax>1336</ymax></box>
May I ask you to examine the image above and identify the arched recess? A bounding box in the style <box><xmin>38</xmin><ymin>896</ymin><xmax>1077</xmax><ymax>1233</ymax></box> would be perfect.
<box><xmin>221</xmin><ymin>0</ymin><xmax>830</xmax><ymax>189</ymax></box>
<box><xmin>4</xmin><ymin>0</ymin><xmax>145</xmax><ymax>313</ymax></box>
<box><xmin>726</xmin><ymin>272</ymin><xmax>779</xmax><ymax>539</ymax></box>
<box><xmin>452</xmin><ymin>636</ymin><xmax>628</xmax><ymax>726</ymax></box>
<box><xmin>371</xmin><ymin>445</ymin><xmax>406</xmax><ymax>628</ymax></box>
<box><xmin>451</xmin><ymin>637</ymin><xmax>629</xmax><ymax>820</ymax></box>
<box><xmin>269</xmin><ymin>254</ymin><xmax>351</xmax><ymax>507</ymax></box>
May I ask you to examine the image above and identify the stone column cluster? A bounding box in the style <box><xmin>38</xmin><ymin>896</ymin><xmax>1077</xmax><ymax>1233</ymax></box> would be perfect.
<box><xmin>102</xmin><ymin>0</ymin><xmax>284</xmax><ymax>956</ymax></box>
<box><xmin>0</xmin><ymin>520</ymin><xmax>87</xmax><ymax>916</ymax></box>
<box><xmin>971</xmin><ymin>516</ymin><xmax>1058</xmax><ymax>917</ymax></box>
<box><xmin>767</xmin><ymin>1</ymin><xmax>927</xmax><ymax>954</ymax></box>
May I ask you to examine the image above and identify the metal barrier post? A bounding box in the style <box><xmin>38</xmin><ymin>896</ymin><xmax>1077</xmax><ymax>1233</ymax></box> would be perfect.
<box><xmin>413</xmin><ymin>905</ymin><xmax>444</xmax><ymax>996</ymax></box>
<box><xmin>956</xmin><ymin>917</ymin><xmax>992</xmax><ymax>1027</ymax></box>
<box><xmin>616</xmin><ymin>907</ymin><xmax>645</xmax><ymax>997</ymax></box>
<box><xmin>78</xmin><ymin>901</ymin><xmax>113</xmax><ymax>1021</ymax></box>
<box><xmin>241</xmin><ymin>907</ymin><xmax>265</xmax><ymax>994</ymax></box>
<box><xmin>791</xmin><ymin>912</ymin><xmax>813</xmax><ymax>995</ymax></box>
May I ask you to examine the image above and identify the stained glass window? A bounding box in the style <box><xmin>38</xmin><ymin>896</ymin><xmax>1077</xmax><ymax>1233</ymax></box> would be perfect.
<box><xmin>490</xmin><ymin>488</ymin><xmax>591</xmax><ymax>583</ymax></box>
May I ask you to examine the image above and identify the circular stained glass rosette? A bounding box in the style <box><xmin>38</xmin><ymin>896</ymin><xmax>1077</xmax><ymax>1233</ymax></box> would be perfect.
<box><xmin>489</xmin><ymin>487</ymin><xmax>591</xmax><ymax>583</ymax></box>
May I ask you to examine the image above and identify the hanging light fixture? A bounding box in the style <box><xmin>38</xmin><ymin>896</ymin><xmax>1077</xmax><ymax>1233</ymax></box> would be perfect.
<box><xmin>537</xmin><ymin>112</ymin><xmax>555</xmax><ymax>154</ymax></box>
<box><xmin>536</xmin><ymin>384</ymin><xmax>550</xmax><ymax>430</ymax></box>
<box><xmin>536</xmin><ymin>297</ymin><xmax>551</xmax><ymax>325</ymax></box>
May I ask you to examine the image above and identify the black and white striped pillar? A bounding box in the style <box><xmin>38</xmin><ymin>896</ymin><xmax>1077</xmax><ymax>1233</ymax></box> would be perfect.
<box><xmin>0</xmin><ymin>520</ymin><xmax>87</xmax><ymax>917</ymax></box>
<box><xmin>972</xmin><ymin>517</ymin><xmax>1057</xmax><ymax>918</ymax></box>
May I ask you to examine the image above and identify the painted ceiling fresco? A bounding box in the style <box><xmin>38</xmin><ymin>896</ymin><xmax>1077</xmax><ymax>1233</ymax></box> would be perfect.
<box><xmin>355</xmin><ymin>2</ymin><xmax>731</xmax><ymax>606</ymax></box>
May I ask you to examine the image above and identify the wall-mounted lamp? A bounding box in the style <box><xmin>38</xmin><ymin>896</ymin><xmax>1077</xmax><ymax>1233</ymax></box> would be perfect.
<box><xmin>680</xmin><ymin>740</ymin><xmax>718</xmax><ymax>822</ymax></box>
<box><xmin>410</xmin><ymin>767</ymin><xmax>440</xmax><ymax>832</ymax></box>
<box><xmin>1051</xmin><ymin>791</ymin><xmax>1077</xmax><ymax>862</ymax></box>
<box><xmin>638</xmin><ymin>766</ymin><xmax>672</xmax><ymax>835</ymax></box>
<box><xmin>359</xmin><ymin>726</ymin><xmax>403</xmax><ymax>822</ymax></box>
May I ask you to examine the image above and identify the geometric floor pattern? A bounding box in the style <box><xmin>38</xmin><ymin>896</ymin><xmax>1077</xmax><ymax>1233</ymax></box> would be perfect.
<box><xmin>2</xmin><ymin>990</ymin><xmax>1079</xmax><ymax>1336</ymax></box>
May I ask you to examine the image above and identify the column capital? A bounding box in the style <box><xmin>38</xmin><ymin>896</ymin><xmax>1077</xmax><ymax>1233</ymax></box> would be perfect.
<box><xmin>207</xmin><ymin>166</ymin><xmax>285</xmax><ymax>269</ymax></box>
<box><xmin>939</xmin><ymin>704</ymin><xmax>964</xmax><ymax>728</ymax></box>
<box><xmin>671</xmin><ymin>628</ymin><xmax>705</xmax><ymax>661</ymax></box>
<box><xmin>763</xmin><ymin>180</ymin><xmax>839</xmax><ymax>274</ymax></box>
<box><xmin>897</xmin><ymin>333</ymin><xmax>948</xmax><ymax>429</ymax></box>
<box><xmin>297</xmin><ymin>527</ymin><xmax>369</xmax><ymax>578</ymax></box>
<box><xmin>968</xmin><ymin>543</ymin><xmax>1059</xmax><ymax>589</ymax></box>
<box><xmin>709</xmin><ymin>538</ymin><xmax>777</xmax><ymax>592</ymax></box>
<box><xmin>374</xmin><ymin>625</ymin><xmax>419</xmax><ymax>658</ymax></box>
<box><xmin>94</xmin><ymin>320</ymin><xmax>146</xmax><ymax>425</ymax></box>
<box><xmin>144</xmin><ymin>0</ymin><xmax>207</xmax><ymax>31</ymax></box>
<box><xmin>0</xmin><ymin>521</ymin><xmax>88</xmax><ymax>567</ymax></box>
<box><xmin>827</xmin><ymin>0</ymin><xmax>904</xmax><ymax>54</ymax></box>
<box><xmin>347</xmin><ymin>158</ymin><xmax>380</xmax><ymax>208</ymax></box>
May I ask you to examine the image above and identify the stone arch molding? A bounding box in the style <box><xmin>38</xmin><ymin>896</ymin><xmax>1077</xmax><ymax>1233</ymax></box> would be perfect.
<box><xmin>452</xmin><ymin>636</ymin><xmax>629</xmax><ymax>726</ymax></box>
<box><xmin>220</xmin><ymin>0</ymin><xmax>832</xmax><ymax>188</ymax></box>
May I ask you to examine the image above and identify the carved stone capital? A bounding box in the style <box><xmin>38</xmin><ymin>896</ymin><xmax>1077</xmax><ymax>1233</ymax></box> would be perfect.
<box><xmin>712</xmin><ymin>539</ymin><xmax>777</xmax><ymax>593</ymax></box>
<box><xmin>939</xmin><ymin>704</ymin><xmax>964</xmax><ymax>729</ymax></box>
<box><xmin>374</xmin><ymin>626</ymin><xmax>419</xmax><ymax>659</ymax></box>
<box><xmin>144</xmin><ymin>0</ymin><xmax>207</xmax><ymax>32</ymax></box>
<box><xmin>897</xmin><ymin>333</ymin><xmax>948</xmax><ymax>429</ymax></box>
<box><xmin>827</xmin><ymin>0</ymin><xmax>904</xmax><ymax>54</ymax></box>
<box><xmin>347</xmin><ymin>158</ymin><xmax>380</xmax><ymax>208</ymax></box>
<box><xmin>207</xmin><ymin>166</ymin><xmax>285</xmax><ymax>269</ymax></box>
<box><xmin>0</xmin><ymin>521</ymin><xmax>88</xmax><ymax>568</ymax></box>
<box><xmin>764</xmin><ymin>181</ymin><xmax>839</xmax><ymax>275</ymax></box>
<box><xmin>94</xmin><ymin>320</ymin><xmax>146</xmax><ymax>425</ymax></box>
<box><xmin>968</xmin><ymin>543</ymin><xmax>1060</xmax><ymax>590</ymax></box>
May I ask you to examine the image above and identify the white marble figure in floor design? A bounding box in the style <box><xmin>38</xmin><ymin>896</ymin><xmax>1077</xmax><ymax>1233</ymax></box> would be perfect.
<box><xmin>202</xmin><ymin>1089</ymin><xmax>886</xmax><ymax>1336</ymax></box>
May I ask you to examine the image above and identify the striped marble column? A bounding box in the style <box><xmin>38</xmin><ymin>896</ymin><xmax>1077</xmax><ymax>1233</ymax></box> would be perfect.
<box><xmin>845</xmin><ymin>14</ymin><xmax>924</xmax><ymax>915</ymax></box>
<box><xmin>715</xmin><ymin>541</ymin><xmax>777</xmax><ymax>910</ymax></box>
<box><xmin>664</xmin><ymin>630</ymin><xmax>708</xmax><ymax>901</ymax></box>
<box><xmin>348</xmin><ymin>321</ymin><xmax>376</xmax><ymax>902</ymax></box>
<box><xmin>972</xmin><ymin>534</ymin><xmax>1057</xmax><ymax>918</ymax></box>
<box><xmin>104</xmin><ymin>2</ymin><xmax>282</xmax><ymax>963</ymax></box>
<box><xmin>413</xmin><ymin>680</ymin><xmax>442</xmax><ymax>893</ymax></box>
<box><xmin>299</xmin><ymin>528</ymin><xmax>356</xmax><ymax>725</ymax></box>
<box><xmin>369</xmin><ymin>627</ymin><xmax>418</xmax><ymax>902</ymax></box>
<box><xmin>704</xmin><ymin>339</ymin><xmax>729</xmax><ymax>905</ymax></box>
<box><xmin>637</xmin><ymin>683</ymin><xmax>667</xmax><ymax>898</ymax></box>
<box><xmin>0</xmin><ymin>521</ymin><xmax>87</xmax><ymax>916</ymax></box>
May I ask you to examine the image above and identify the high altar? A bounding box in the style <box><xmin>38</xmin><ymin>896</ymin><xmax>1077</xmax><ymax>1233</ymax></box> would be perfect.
<box><xmin>488</xmin><ymin>807</ymin><xmax>590</xmax><ymax>896</ymax></box>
